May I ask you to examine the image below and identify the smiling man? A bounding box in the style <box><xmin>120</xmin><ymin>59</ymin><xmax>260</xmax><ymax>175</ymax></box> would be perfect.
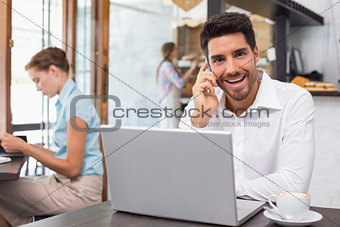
<box><xmin>179</xmin><ymin>12</ymin><xmax>315</xmax><ymax>201</ymax></box>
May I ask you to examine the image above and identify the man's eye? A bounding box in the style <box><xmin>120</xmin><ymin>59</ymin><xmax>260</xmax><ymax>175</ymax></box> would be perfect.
<box><xmin>214</xmin><ymin>58</ymin><xmax>224</xmax><ymax>63</ymax></box>
<box><xmin>236</xmin><ymin>52</ymin><xmax>246</xmax><ymax>57</ymax></box>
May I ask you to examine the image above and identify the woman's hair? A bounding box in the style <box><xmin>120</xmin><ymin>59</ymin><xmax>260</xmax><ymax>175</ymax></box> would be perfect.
<box><xmin>25</xmin><ymin>47</ymin><xmax>70</xmax><ymax>73</ymax></box>
<box><xmin>161</xmin><ymin>42</ymin><xmax>176</xmax><ymax>60</ymax></box>
<box><xmin>156</xmin><ymin>42</ymin><xmax>179</xmax><ymax>81</ymax></box>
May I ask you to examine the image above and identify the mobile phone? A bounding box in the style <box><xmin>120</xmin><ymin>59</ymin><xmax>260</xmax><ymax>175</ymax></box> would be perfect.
<box><xmin>205</xmin><ymin>59</ymin><xmax>211</xmax><ymax>72</ymax></box>
<box><xmin>204</xmin><ymin>59</ymin><xmax>212</xmax><ymax>93</ymax></box>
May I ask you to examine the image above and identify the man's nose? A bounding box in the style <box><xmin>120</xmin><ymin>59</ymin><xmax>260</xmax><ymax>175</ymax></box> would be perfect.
<box><xmin>224</xmin><ymin>59</ymin><xmax>240</xmax><ymax>75</ymax></box>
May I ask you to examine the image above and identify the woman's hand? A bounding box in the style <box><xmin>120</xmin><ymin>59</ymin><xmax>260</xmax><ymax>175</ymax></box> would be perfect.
<box><xmin>0</xmin><ymin>133</ymin><xmax>28</xmax><ymax>153</ymax></box>
<box><xmin>190</xmin><ymin>58</ymin><xmax>199</xmax><ymax>70</ymax></box>
<box><xmin>182</xmin><ymin>59</ymin><xmax>200</xmax><ymax>84</ymax></box>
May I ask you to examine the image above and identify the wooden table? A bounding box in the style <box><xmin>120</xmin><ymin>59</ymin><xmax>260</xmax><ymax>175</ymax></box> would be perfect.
<box><xmin>0</xmin><ymin>156</ymin><xmax>27</xmax><ymax>181</ymax></box>
<box><xmin>22</xmin><ymin>200</ymin><xmax>340</xmax><ymax>227</ymax></box>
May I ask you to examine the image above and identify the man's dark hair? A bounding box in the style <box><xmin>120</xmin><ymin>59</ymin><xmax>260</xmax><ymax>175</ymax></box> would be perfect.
<box><xmin>200</xmin><ymin>12</ymin><xmax>256</xmax><ymax>57</ymax></box>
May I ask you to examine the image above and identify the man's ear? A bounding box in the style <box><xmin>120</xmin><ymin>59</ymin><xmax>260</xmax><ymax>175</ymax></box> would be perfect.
<box><xmin>253</xmin><ymin>45</ymin><xmax>260</xmax><ymax>64</ymax></box>
<box><xmin>48</xmin><ymin>65</ymin><xmax>59</xmax><ymax>77</ymax></box>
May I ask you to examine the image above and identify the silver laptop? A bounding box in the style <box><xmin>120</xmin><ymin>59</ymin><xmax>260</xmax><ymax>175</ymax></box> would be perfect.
<box><xmin>101</xmin><ymin>126</ymin><xmax>264</xmax><ymax>226</ymax></box>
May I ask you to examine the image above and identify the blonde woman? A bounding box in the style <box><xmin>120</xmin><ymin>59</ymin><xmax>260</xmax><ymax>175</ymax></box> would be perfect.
<box><xmin>0</xmin><ymin>47</ymin><xmax>103</xmax><ymax>226</ymax></box>
<box><xmin>157</xmin><ymin>42</ymin><xmax>198</xmax><ymax>128</ymax></box>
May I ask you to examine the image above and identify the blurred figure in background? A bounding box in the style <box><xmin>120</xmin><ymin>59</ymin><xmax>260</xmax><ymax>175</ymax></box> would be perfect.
<box><xmin>157</xmin><ymin>42</ymin><xmax>198</xmax><ymax>128</ymax></box>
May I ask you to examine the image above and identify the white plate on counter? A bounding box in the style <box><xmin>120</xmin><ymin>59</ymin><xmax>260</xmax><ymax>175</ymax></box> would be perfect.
<box><xmin>263</xmin><ymin>209</ymin><xmax>322</xmax><ymax>226</ymax></box>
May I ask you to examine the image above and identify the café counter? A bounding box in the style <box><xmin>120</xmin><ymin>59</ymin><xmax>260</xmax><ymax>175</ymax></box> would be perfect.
<box><xmin>309</xmin><ymin>93</ymin><xmax>340</xmax><ymax>207</ymax></box>
<box><xmin>310</xmin><ymin>91</ymin><xmax>340</xmax><ymax>96</ymax></box>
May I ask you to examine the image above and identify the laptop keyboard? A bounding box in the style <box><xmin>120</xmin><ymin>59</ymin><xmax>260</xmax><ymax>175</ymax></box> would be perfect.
<box><xmin>0</xmin><ymin>152</ymin><xmax>25</xmax><ymax>157</ymax></box>
<box><xmin>0</xmin><ymin>157</ymin><xmax>11</xmax><ymax>164</ymax></box>
<box><xmin>236</xmin><ymin>199</ymin><xmax>265</xmax><ymax>221</ymax></box>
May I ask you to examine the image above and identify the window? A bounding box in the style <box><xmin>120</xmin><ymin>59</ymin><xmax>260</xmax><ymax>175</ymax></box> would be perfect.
<box><xmin>75</xmin><ymin>0</ymin><xmax>92</xmax><ymax>95</ymax></box>
<box><xmin>109</xmin><ymin>0</ymin><xmax>174</xmax><ymax>127</ymax></box>
<box><xmin>11</xmin><ymin>0</ymin><xmax>62</xmax><ymax>175</ymax></box>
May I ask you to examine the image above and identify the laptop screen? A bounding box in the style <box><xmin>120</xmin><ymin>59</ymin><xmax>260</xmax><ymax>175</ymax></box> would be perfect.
<box><xmin>0</xmin><ymin>135</ymin><xmax>27</xmax><ymax>153</ymax></box>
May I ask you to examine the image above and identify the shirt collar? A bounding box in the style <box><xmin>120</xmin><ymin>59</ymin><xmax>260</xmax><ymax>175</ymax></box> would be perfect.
<box><xmin>56</xmin><ymin>78</ymin><xmax>75</xmax><ymax>107</ymax></box>
<box><xmin>216</xmin><ymin>69</ymin><xmax>282</xmax><ymax>111</ymax></box>
<box><xmin>251</xmin><ymin>69</ymin><xmax>282</xmax><ymax>110</ymax></box>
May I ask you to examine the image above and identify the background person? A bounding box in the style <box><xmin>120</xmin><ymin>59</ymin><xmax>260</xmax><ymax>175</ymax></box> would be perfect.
<box><xmin>157</xmin><ymin>42</ymin><xmax>198</xmax><ymax>128</ymax></box>
<box><xmin>0</xmin><ymin>47</ymin><xmax>103</xmax><ymax>226</ymax></box>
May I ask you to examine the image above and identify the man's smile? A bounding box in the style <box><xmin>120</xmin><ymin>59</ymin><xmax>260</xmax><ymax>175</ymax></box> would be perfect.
<box><xmin>225</xmin><ymin>75</ymin><xmax>246</xmax><ymax>84</ymax></box>
<box><xmin>219</xmin><ymin>71</ymin><xmax>249</xmax><ymax>90</ymax></box>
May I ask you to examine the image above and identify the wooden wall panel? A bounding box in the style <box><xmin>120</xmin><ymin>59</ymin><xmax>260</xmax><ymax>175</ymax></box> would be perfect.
<box><xmin>0</xmin><ymin>0</ymin><xmax>13</xmax><ymax>133</ymax></box>
<box><xmin>91</xmin><ymin>0</ymin><xmax>110</xmax><ymax>202</ymax></box>
<box><xmin>91</xmin><ymin>0</ymin><xmax>109</xmax><ymax>124</ymax></box>
<box><xmin>62</xmin><ymin>0</ymin><xmax>77</xmax><ymax>79</ymax></box>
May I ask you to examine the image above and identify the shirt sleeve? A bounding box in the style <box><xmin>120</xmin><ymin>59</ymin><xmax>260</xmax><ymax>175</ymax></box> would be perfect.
<box><xmin>178</xmin><ymin>98</ymin><xmax>212</xmax><ymax>130</ymax></box>
<box><xmin>178</xmin><ymin>98</ymin><xmax>196</xmax><ymax>129</ymax></box>
<box><xmin>164</xmin><ymin>62</ymin><xmax>185</xmax><ymax>89</ymax></box>
<box><xmin>236</xmin><ymin>92</ymin><xmax>315</xmax><ymax>201</ymax></box>
<box><xmin>65</xmin><ymin>97</ymin><xmax>97</xmax><ymax>128</ymax></box>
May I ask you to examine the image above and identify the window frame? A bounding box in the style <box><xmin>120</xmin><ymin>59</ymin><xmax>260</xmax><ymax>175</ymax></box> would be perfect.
<box><xmin>0</xmin><ymin>0</ymin><xmax>13</xmax><ymax>133</ymax></box>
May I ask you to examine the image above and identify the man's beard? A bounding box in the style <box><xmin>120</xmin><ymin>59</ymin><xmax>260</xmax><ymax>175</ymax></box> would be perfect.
<box><xmin>217</xmin><ymin>69</ymin><xmax>257</xmax><ymax>101</ymax></box>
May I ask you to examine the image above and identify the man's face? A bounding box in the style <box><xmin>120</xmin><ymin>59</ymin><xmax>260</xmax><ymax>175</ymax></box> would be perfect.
<box><xmin>208</xmin><ymin>32</ymin><xmax>259</xmax><ymax>101</ymax></box>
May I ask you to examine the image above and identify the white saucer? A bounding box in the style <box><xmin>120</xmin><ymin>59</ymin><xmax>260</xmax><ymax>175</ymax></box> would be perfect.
<box><xmin>263</xmin><ymin>209</ymin><xmax>323</xmax><ymax>226</ymax></box>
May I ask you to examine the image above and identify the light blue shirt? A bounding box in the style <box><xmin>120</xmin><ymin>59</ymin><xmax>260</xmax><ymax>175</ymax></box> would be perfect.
<box><xmin>54</xmin><ymin>78</ymin><xmax>103</xmax><ymax>176</ymax></box>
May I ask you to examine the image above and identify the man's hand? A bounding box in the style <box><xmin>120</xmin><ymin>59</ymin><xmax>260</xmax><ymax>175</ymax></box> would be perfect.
<box><xmin>191</xmin><ymin>63</ymin><xmax>219</xmax><ymax>128</ymax></box>
<box><xmin>0</xmin><ymin>133</ymin><xmax>28</xmax><ymax>153</ymax></box>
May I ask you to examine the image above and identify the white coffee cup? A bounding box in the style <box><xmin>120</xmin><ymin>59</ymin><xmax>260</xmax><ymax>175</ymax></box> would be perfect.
<box><xmin>268</xmin><ymin>192</ymin><xmax>311</xmax><ymax>221</ymax></box>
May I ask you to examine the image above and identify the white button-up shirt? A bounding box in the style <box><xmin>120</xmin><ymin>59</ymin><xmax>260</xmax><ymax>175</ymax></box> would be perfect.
<box><xmin>179</xmin><ymin>70</ymin><xmax>315</xmax><ymax>201</ymax></box>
